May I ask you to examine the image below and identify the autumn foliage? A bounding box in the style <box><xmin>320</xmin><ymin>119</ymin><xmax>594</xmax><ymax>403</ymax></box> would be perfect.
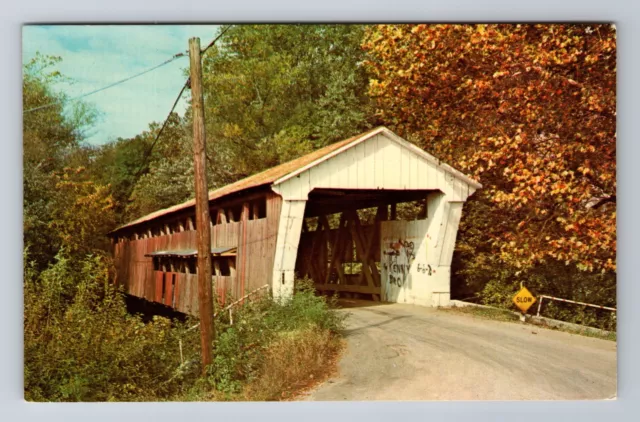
<box><xmin>363</xmin><ymin>24</ymin><xmax>616</xmax><ymax>274</ymax></box>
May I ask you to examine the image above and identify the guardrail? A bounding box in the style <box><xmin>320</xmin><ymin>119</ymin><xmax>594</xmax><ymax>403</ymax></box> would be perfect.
<box><xmin>536</xmin><ymin>294</ymin><xmax>617</xmax><ymax>317</ymax></box>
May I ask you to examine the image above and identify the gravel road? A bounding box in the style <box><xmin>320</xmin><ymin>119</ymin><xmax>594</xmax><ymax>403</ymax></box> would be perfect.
<box><xmin>304</xmin><ymin>300</ymin><xmax>617</xmax><ymax>401</ymax></box>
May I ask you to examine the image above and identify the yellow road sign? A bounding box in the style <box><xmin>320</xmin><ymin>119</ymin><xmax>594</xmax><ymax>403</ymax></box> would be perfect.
<box><xmin>513</xmin><ymin>286</ymin><xmax>536</xmax><ymax>313</ymax></box>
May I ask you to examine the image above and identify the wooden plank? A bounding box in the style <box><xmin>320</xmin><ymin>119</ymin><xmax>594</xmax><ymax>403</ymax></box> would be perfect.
<box><xmin>174</xmin><ymin>273</ymin><xmax>184</xmax><ymax>310</ymax></box>
<box><xmin>214</xmin><ymin>275</ymin><xmax>225</xmax><ymax>305</ymax></box>
<box><xmin>217</xmin><ymin>209</ymin><xmax>227</xmax><ymax>225</ymax></box>
<box><xmin>145</xmin><ymin>264</ymin><xmax>155</xmax><ymax>301</ymax></box>
<box><xmin>307</xmin><ymin>228</ymin><xmax>325</xmax><ymax>283</ymax></box>
<box><xmin>318</xmin><ymin>214</ymin><xmax>331</xmax><ymax>284</ymax></box>
<box><xmin>189</xmin><ymin>273</ymin><xmax>199</xmax><ymax>317</ymax></box>
<box><xmin>439</xmin><ymin>202</ymin><xmax>463</xmax><ymax>267</ymax></box>
<box><xmin>347</xmin><ymin>211</ymin><xmax>375</xmax><ymax>288</ymax></box>
<box><xmin>240</xmin><ymin>202</ymin><xmax>249</xmax><ymax>299</ymax></box>
<box><xmin>183</xmin><ymin>273</ymin><xmax>192</xmax><ymax>315</ymax></box>
<box><xmin>399</xmin><ymin>143</ymin><xmax>410</xmax><ymax>189</ymax></box>
<box><xmin>154</xmin><ymin>271</ymin><xmax>164</xmax><ymax>303</ymax></box>
<box><xmin>409</xmin><ymin>147</ymin><xmax>419</xmax><ymax>189</ymax></box>
<box><xmin>164</xmin><ymin>272</ymin><xmax>175</xmax><ymax>307</ymax></box>
<box><xmin>373</xmin><ymin>135</ymin><xmax>384</xmax><ymax>188</ymax></box>
<box><xmin>361</xmin><ymin>216</ymin><xmax>382</xmax><ymax>287</ymax></box>
<box><xmin>332</xmin><ymin>215</ymin><xmax>349</xmax><ymax>285</ymax></box>
<box><xmin>264</xmin><ymin>193</ymin><xmax>283</xmax><ymax>282</ymax></box>
<box><xmin>324</xmin><ymin>213</ymin><xmax>346</xmax><ymax>285</ymax></box>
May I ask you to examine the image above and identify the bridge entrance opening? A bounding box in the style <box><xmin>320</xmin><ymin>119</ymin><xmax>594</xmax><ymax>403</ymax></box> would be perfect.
<box><xmin>294</xmin><ymin>188</ymin><xmax>434</xmax><ymax>301</ymax></box>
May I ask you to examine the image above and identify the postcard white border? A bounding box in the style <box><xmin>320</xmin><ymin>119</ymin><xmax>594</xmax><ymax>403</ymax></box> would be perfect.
<box><xmin>2</xmin><ymin>1</ymin><xmax>636</xmax><ymax>421</ymax></box>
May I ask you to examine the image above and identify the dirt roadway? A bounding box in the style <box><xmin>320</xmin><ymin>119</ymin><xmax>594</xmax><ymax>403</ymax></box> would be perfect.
<box><xmin>304</xmin><ymin>300</ymin><xmax>617</xmax><ymax>401</ymax></box>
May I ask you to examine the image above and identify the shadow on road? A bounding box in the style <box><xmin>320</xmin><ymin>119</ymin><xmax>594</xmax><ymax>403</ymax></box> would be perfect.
<box><xmin>342</xmin><ymin>314</ymin><xmax>410</xmax><ymax>337</ymax></box>
<box><xmin>336</xmin><ymin>299</ymin><xmax>388</xmax><ymax>309</ymax></box>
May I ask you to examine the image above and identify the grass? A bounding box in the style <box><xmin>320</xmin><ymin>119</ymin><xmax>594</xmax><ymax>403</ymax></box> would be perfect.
<box><xmin>442</xmin><ymin>305</ymin><xmax>617</xmax><ymax>342</ymax></box>
<box><xmin>192</xmin><ymin>279</ymin><xmax>347</xmax><ymax>401</ymax></box>
<box><xmin>240</xmin><ymin>326</ymin><xmax>344</xmax><ymax>401</ymax></box>
<box><xmin>529</xmin><ymin>316</ymin><xmax>617</xmax><ymax>342</ymax></box>
<box><xmin>441</xmin><ymin>305</ymin><xmax>521</xmax><ymax>322</ymax></box>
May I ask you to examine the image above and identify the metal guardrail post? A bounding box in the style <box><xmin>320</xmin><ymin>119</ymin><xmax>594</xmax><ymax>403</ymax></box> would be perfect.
<box><xmin>536</xmin><ymin>296</ymin><xmax>543</xmax><ymax>317</ymax></box>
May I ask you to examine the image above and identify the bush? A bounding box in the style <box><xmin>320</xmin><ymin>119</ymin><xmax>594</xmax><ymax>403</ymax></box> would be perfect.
<box><xmin>201</xmin><ymin>278</ymin><xmax>345</xmax><ymax>400</ymax></box>
<box><xmin>469</xmin><ymin>260</ymin><xmax>617</xmax><ymax>331</ymax></box>
<box><xmin>24</xmin><ymin>251</ymin><xmax>201</xmax><ymax>402</ymax></box>
<box><xmin>24</xmin><ymin>253</ymin><xmax>345</xmax><ymax>402</ymax></box>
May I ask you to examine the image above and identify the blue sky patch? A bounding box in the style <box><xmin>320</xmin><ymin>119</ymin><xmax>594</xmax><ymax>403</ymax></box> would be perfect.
<box><xmin>23</xmin><ymin>24</ymin><xmax>220</xmax><ymax>145</ymax></box>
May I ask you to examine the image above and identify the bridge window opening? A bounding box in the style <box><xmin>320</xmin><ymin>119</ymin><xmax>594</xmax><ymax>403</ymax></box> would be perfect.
<box><xmin>227</xmin><ymin>204</ymin><xmax>242</xmax><ymax>222</ymax></box>
<box><xmin>304</xmin><ymin>216</ymin><xmax>319</xmax><ymax>232</ymax></box>
<box><xmin>250</xmin><ymin>198</ymin><xmax>267</xmax><ymax>220</ymax></box>
<box><xmin>393</xmin><ymin>199</ymin><xmax>428</xmax><ymax>221</ymax></box>
<box><xmin>357</xmin><ymin>207</ymin><xmax>380</xmax><ymax>226</ymax></box>
<box><xmin>212</xmin><ymin>257</ymin><xmax>233</xmax><ymax>277</ymax></box>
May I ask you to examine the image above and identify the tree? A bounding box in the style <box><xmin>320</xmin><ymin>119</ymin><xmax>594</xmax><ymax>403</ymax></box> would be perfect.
<box><xmin>119</xmin><ymin>25</ymin><xmax>375</xmax><ymax>221</ymax></box>
<box><xmin>117</xmin><ymin>114</ymin><xmax>198</xmax><ymax>220</ymax></box>
<box><xmin>48</xmin><ymin>167</ymin><xmax>116</xmax><ymax>256</ymax></box>
<box><xmin>90</xmin><ymin>134</ymin><xmax>151</xmax><ymax>222</ymax></box>
<box><xmin>23</xmin><ymin>53</ymin><xmax>99</xmax><ymax>268</ymax></box>
<box><xmin>363</xmin><ymin>24</ymin><xmax>616</xmax><ymax>275</ymax></box>
<box><xmin>199</xmin><ymin>24</ymin><xmax>374</xmax><ymax>187</ymax></box>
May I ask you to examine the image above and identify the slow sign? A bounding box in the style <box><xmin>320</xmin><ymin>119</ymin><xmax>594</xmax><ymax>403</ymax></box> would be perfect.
<box><xmin>512</xmin><ymin>286</ymin><xmax>536</xmax><ymax>313</ymax></box>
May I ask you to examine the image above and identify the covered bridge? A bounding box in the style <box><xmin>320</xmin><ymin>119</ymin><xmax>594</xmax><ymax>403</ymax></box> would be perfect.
<box><xmin>110</xmin><ymin>127</ymin><xmax>481</xmax><ymax>316</ymax></box>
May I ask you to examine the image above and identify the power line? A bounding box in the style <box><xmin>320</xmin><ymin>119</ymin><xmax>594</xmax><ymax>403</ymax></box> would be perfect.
<box><xmin>24</xmin><ymin>51</ymin><xmax>188</xmax><ymax>114</ymax></box>
<box><xmin>202</xmin><ymin>25</ymin><xmax>231</xmax><ymax>54</ymax></box>
<box><xmin>133</xmin><ymin>80</ymin><xmax>189</xmax><ymax>178</ymax></box>
<box><xmin>132</xmin><ymin>26</ymin><xmax>232</xmax><ymax>178</ymax></box>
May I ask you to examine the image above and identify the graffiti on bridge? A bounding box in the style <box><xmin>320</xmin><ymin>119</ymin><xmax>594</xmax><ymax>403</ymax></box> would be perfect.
<box><xmin>383</xmin><ymin>239</ymin><xmax>415</xmax><ymax>287</ymax></box>
<box><xmin>417</xmin><ymin>263</ymin><xmax>433</xmax><ymax>276</ymax></box>
<box><xmin>383</xmin><ymin>238</ymin><xmax>435</xmax><ymax>288</ymax></box>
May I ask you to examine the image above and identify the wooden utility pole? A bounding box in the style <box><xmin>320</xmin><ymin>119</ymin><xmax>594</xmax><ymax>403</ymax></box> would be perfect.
<box><xmin>189</xmin><ymin>37</ymin><xmax>214</xmax><ymax>372</ymax></box>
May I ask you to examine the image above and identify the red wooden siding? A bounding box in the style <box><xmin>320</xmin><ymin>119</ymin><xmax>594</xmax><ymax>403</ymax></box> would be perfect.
<box><xmin>112</xmin><ymin>192</ymin><xmax>283</xmax><ymax>317</ymax></box>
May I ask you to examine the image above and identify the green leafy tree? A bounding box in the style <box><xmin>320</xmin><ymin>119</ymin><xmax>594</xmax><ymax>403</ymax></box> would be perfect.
<box><xmin>119</xmin><ymin>25</ymin><xmax>374</xmax><ymax>221</ymax></box>
<box><xmin>90</xmin><ymin>134</ymin><xmax>151</xmax><ymax>222</ymax></box>
<box><xmin>48</xmin><ymin>167</ymin><xmax>116</xmax><ymax>256</ymax></box>
<box><xmin>23</xmin><ymin>53</ymin><xmax>99</xmax><ymax>268</ymax></box>
<box><xmin>122</xmin><ymin>114</ymin><xmax>197</xmax><ymax>220</ymax></box>
<box><xmin>199</xmin><ymin>24</ymin><xmax>374</xmax><ymax>187</ymax></box>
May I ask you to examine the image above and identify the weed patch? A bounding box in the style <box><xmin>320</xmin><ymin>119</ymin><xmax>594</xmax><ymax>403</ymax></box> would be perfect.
<box><xmin>442</xmin><ymin>305</ymin><xmax>520</xmax><ymax>323</ymax></box>
<box><xmin>196</xmin><ymin>279</ymin><xmax>346</xmax><ymax>400</ymax></box>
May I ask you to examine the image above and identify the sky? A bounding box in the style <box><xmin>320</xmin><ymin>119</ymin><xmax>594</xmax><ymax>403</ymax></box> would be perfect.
<box><xmin>22</xmin><ymin>25</ymin><xmax>220</xmax><ymax>145</ymax></box>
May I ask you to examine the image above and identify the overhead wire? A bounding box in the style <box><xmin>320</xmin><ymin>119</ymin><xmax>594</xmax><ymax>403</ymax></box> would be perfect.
<box><xmin>24</xmin><ymin>51</ymin><xmax>188</xmax><ymax>114</ymax></box>
<box><xmin>132</xmin><ymin>25</ymin><xmax>232</xmax><ymax>178</ymax></box>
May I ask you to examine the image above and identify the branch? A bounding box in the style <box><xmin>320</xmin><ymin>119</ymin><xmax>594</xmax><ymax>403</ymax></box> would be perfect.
<box><xmin>587</xmin><ymin>195</ymin><xmax>616</xmax><ymax>210</ymax></box>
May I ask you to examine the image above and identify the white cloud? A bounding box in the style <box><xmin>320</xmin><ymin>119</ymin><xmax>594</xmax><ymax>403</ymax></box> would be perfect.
<box><xmin>23</xmin><ymin>24</ymin><xmax>220</xmax><ymax>145</ymax></box>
